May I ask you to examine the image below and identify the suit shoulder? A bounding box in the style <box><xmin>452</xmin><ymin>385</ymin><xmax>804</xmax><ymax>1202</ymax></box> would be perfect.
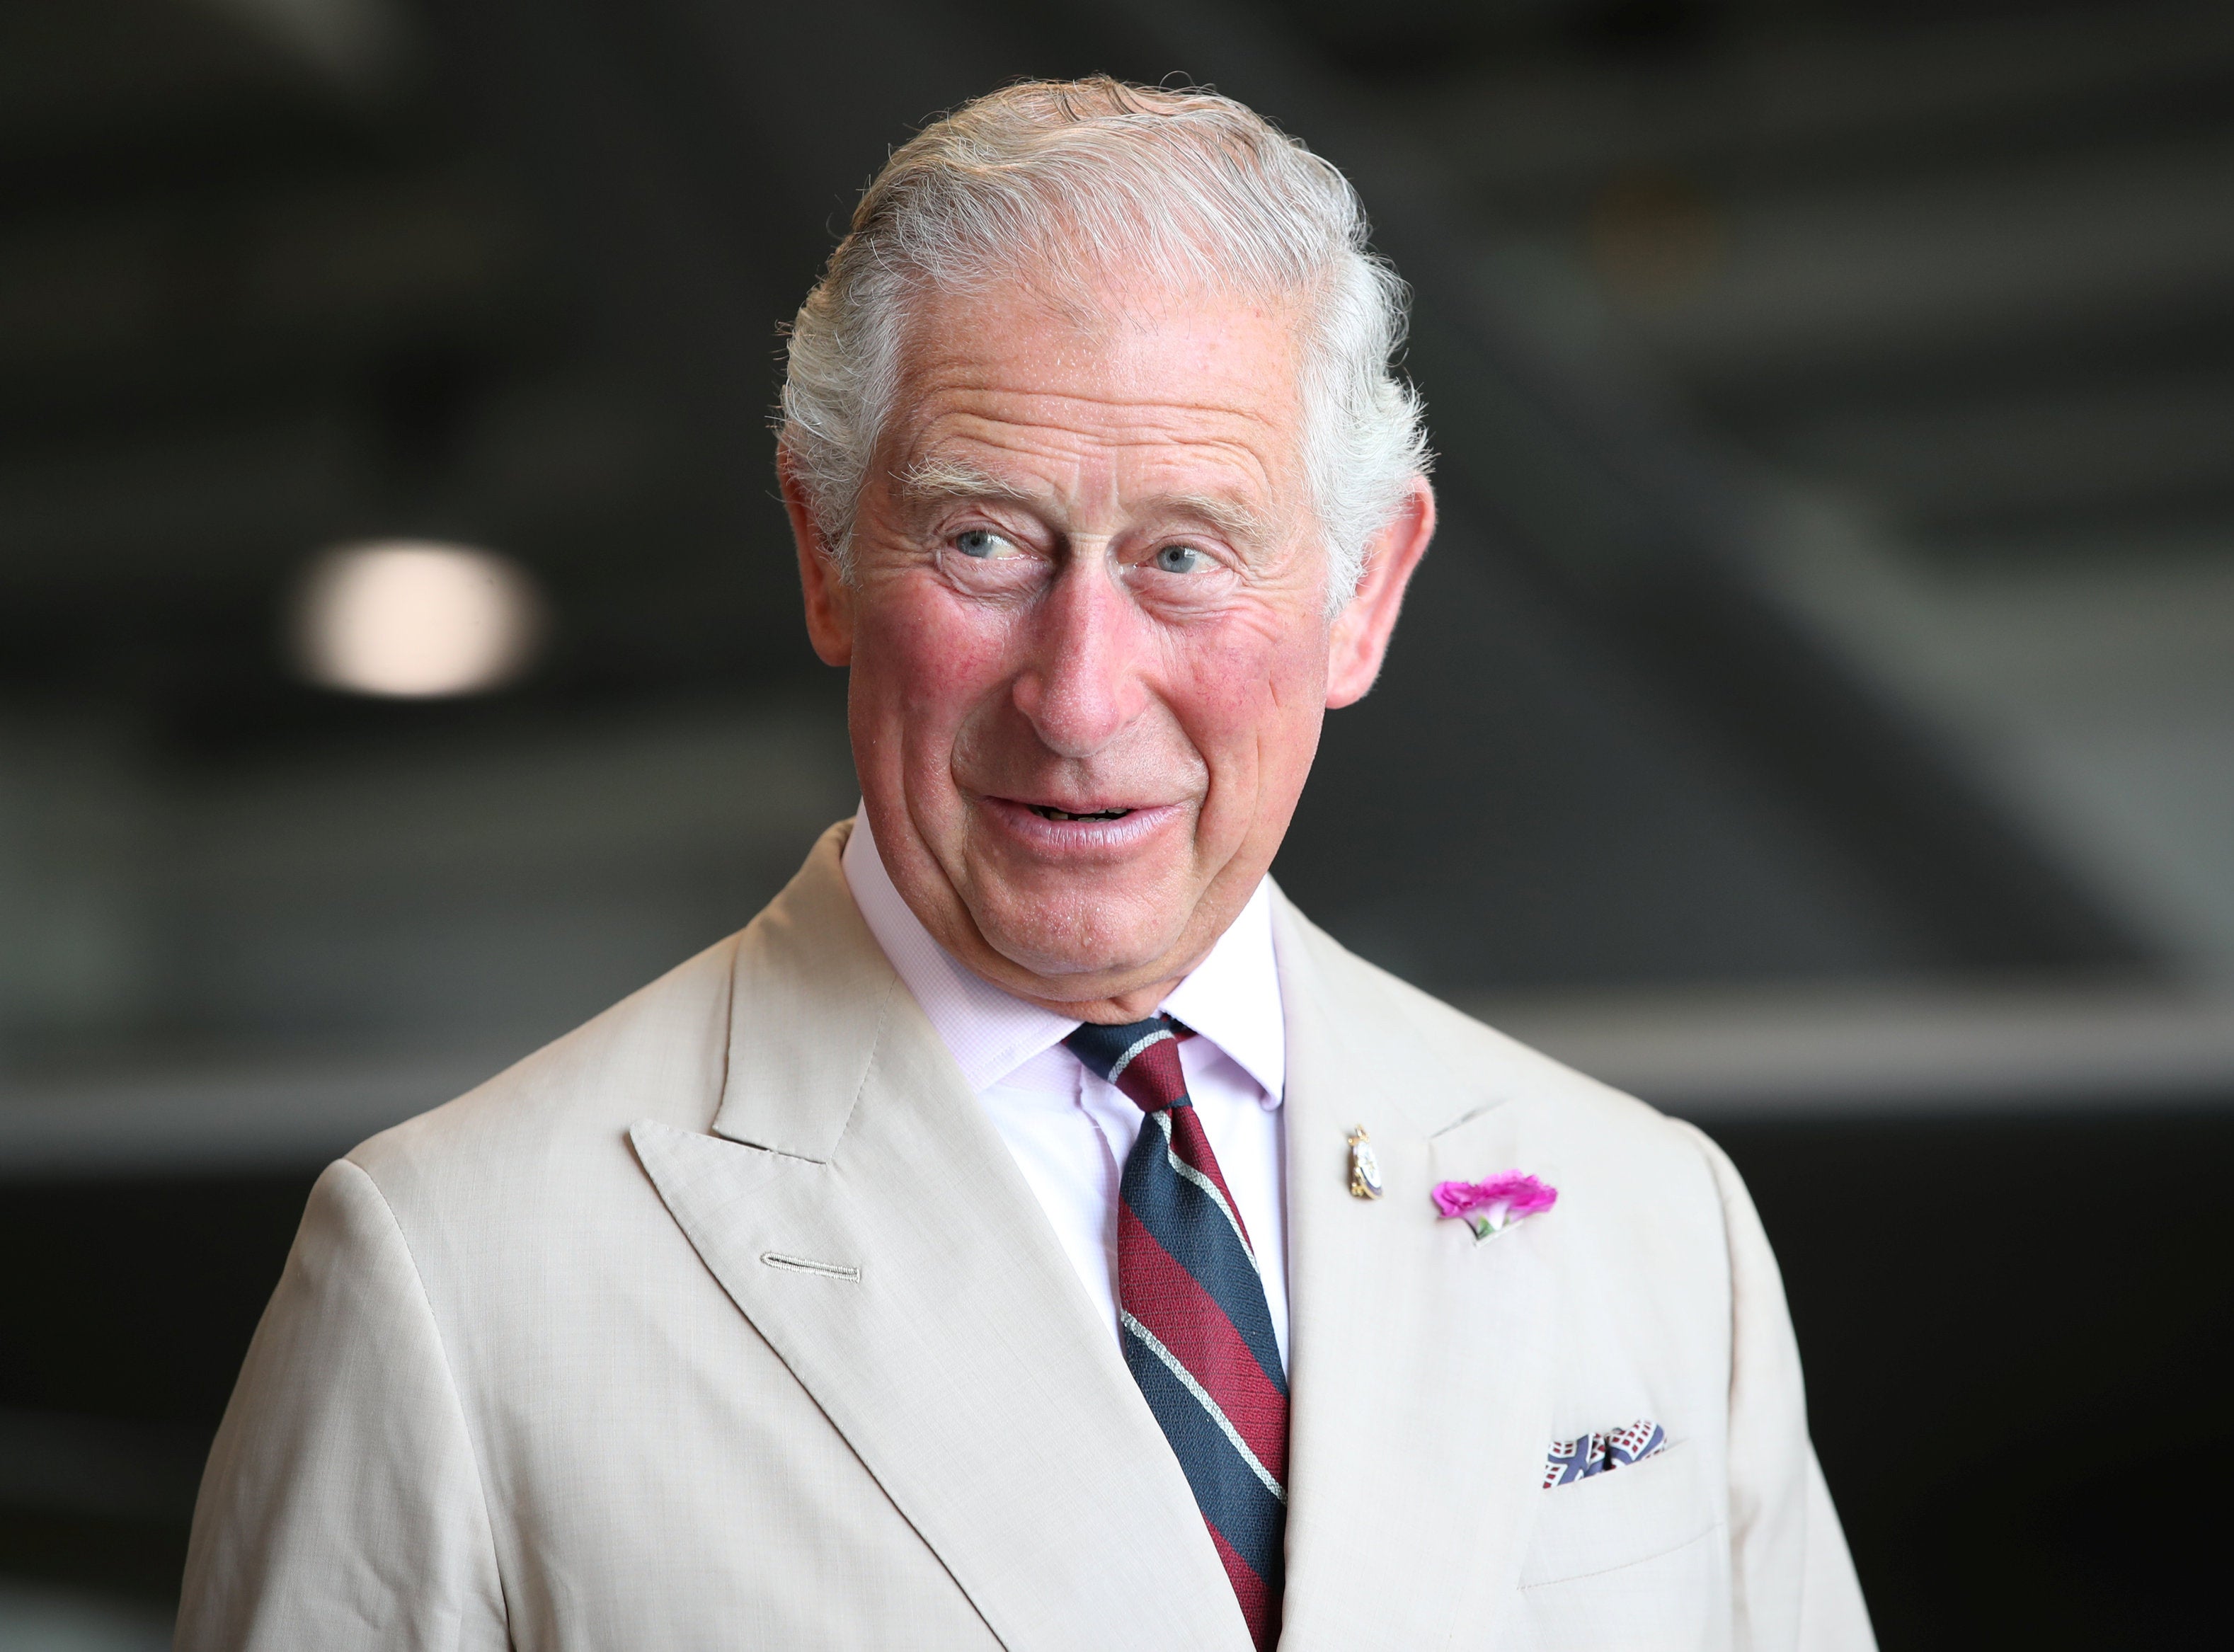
<box><xmin>1277</xmin><ymin>897</ymin><xmax>1697</xmax><ymax>1164</ymax></box>
<box><xmin>348</xmin><ymin>930</ymin><xmax>742</xmax><ymax>1188</ymax></box>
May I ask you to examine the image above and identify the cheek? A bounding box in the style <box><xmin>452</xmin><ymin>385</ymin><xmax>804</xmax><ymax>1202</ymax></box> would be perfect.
<box><xmin>1172</xmin><ymin>616</ymin><xmax>1328</xmax><ymax>774</ymax></box>
<box><xmin>853</xmin><ymin>583</ymin><xmax>1016</xmax><ymax>752</ymax></box>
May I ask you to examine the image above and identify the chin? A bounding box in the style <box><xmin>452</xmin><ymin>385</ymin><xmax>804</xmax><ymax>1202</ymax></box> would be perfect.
<box><xmin>973</xmin><ymin>895</ymin><xmax>1186</xmax><ymax>993</ymax></box>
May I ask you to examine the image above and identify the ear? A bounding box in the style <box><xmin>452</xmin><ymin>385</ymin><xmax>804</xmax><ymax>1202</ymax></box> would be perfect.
<box><xmin>780</xmin><ymin>449</ymin><xmax>855</xmax><ymax>667</ymax></box>
<box><xmin>1325</xmin><ymin>475</ymin><xmax>1435</xmax><ymax>709</ymax></box>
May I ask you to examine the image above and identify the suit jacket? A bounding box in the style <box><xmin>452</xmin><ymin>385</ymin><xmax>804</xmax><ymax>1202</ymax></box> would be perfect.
<box><xmin>179</xmin><ymin>822</ymin><xmax>1874</xmax><ymax>1651</ymax></box>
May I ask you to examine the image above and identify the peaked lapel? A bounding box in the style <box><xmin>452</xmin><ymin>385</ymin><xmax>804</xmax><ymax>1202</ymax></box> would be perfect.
<box><xmin>1271</xmin><ymin>897</ymin><xmax>1561</xmax><ymax>1649</ymax></box>
<box><xmin>631</xmin><ymin>826</ymin><xmax>1247</xmax><ymax>1652</ymax></box>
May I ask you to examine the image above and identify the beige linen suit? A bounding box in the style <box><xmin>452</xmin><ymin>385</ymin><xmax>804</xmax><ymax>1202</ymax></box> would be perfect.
<box><xmin>180</xmin><ymin>823</ymin><xmax>1874</xmax><ymax>1651</ymax></box>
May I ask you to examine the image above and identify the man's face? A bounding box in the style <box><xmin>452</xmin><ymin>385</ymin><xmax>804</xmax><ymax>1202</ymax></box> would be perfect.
<box><xmin>787</xmin><ymin>280</ymin><xmax>1431</xmax><ymax>1016</ymax></box>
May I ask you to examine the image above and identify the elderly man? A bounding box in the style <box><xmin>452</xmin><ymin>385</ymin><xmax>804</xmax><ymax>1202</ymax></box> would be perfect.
<box><xmin>180</xmin><ymin>80</ymin><xmax>1873</xmax><ymax>1652</ymax></box>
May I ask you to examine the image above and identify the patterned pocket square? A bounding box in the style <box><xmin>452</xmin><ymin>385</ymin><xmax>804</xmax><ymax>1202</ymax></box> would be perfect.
<box><xmin>1542</xmin><ymin>1419</ymin><xmax>1667</xmax><ymax>1488</ymax></box>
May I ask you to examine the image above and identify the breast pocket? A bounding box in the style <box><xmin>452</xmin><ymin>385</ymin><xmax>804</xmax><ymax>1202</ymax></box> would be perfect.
<box><xmin>1516</xmin><ymin>1440</ymin><xmax>1726</xmax><ymax>1652</ymax></box>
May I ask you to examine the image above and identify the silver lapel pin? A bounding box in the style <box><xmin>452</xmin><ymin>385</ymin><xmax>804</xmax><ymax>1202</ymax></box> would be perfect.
<box><xmin>1346</xmin><ymin>1125</ymin><xmax>1385</xmax><ymax>1200</ymax></box>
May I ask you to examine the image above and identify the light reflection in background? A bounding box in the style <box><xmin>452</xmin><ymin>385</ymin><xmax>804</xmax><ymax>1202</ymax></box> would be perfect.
<box><xmin>290</xmin><ymin>542</ymin><xmax>546</xmax><ymax>699</ymax></box>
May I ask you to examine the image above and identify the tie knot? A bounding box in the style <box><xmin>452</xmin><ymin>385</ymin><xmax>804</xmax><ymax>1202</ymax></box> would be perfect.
<box><xmin>1063</xmin><ymin>1014</ymin><xmax>1191</xmax><ymax>1114</ymax></box>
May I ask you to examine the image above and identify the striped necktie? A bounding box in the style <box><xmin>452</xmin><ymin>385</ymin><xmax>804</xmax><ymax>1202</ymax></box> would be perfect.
<box><xmin>1065</xmin><ymin>1015</ymin><xmax>1286</xmax><ymax>1652</ymax></box>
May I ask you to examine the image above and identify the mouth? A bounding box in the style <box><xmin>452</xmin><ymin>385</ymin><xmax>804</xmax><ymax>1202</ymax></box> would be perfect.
<box><xmin>1025</xmin><ymin>804</ymin><xmax>1133</xmax><ymax>822</ymax></box>
<box><xmin>977</xmin><ymin>793</ymin><xmax>1181</xmax><ymax>859</ymax></box>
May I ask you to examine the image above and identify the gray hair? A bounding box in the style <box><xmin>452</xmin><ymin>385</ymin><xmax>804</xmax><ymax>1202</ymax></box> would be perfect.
<box><xmin>777</xmin><ymin>78</ymin><xmax>1431</xmax><ymax>609</ymax></box>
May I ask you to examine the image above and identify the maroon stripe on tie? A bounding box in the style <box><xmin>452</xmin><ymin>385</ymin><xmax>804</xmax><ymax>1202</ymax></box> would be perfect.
<box><xmin>1206</xmin><ymin>1517</ymin><xmax>1279</xmax><ymax>1652</ymax></box>
<box><xmin>1119</xmin><ymin>1205</ymin><xmax>1289</xmax><ymax>1481</ymax></box>
<box><xmin>1109</xmin><ymin>1034</ymin><xmax>1188</xmax><ymax>1113</ymax></box>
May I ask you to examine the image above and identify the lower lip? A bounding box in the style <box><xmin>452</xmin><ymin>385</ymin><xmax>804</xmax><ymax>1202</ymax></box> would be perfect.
<box><xmin>976</xmin><ymin>796</ymin><xmax>1185</xmax><ymax>859</ymax></box>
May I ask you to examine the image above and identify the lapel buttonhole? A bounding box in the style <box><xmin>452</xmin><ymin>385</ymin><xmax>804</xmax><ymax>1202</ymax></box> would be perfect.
<box><xmin>760</xmin><ymin>1251</ymin><xmax>861</xmax><ymax>1282</ymax></box>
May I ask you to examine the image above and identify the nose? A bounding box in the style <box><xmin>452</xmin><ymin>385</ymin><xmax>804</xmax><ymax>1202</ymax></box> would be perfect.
<box><xmin>1009</xmin><ymin>554</ymin><xmax>1152</xmax><ymax>759</ymax></box>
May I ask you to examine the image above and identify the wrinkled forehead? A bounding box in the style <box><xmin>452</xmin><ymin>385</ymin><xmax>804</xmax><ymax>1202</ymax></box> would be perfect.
<box><xmin>881</xmin><ymin>275</ymin><xmax>1314</xmax><ymax>512</ymax></box>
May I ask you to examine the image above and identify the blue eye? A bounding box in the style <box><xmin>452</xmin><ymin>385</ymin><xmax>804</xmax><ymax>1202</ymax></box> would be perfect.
<box><xmin>956</xmin><ymin>529</ymin><xmax>1010</xmax><ymax>559</ymax></box>
<box><xmin>1153</xmin><ymin>544</ymin><xmax>1203</xmax><ymax>573</ymax></box>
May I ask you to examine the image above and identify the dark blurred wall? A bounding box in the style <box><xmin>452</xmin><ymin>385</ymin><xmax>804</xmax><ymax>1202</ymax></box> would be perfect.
<box><xmin>5</xmin><ymin>2</ymin><xmax>2233</xmax><ymax>1647</ymax></box>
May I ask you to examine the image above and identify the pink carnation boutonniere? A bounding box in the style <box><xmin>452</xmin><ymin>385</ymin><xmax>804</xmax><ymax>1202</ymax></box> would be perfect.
<box><xmin>1432</xmin><ymin>1171</ymin><xmax>1558</xmax><ymax>1243</ymax></box>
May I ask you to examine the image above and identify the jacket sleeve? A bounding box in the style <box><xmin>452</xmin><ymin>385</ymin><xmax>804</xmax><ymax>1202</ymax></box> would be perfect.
<box><xmin>1673</xmin><ymin>1122</ymin><xmax>1876</xmax><ymax>1652</ymax></box>
<box><xmin>176</xmin><ymin>1158</ymin><xmax>510</xmax><ymax>1651</ymax></box>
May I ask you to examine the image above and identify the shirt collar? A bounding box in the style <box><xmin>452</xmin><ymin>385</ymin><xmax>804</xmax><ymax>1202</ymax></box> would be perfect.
<box><xmin>840</xmin><ymin>808</ymin><xmax>1285</xmax><ymax>1107</ymax></box>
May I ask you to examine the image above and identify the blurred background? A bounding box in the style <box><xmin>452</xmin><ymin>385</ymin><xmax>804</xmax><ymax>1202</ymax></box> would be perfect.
<box><xmin>2</xmin><ymin>0</ymin><xmax>2230</xmax><ymax>1644</ymax></box>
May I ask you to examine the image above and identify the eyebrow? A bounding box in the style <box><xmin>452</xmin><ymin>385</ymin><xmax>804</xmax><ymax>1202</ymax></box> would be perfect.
<box><xmin>897</xmin><ymin>458</ymin><xmax>1274</xmax><ymax>546</ymax></box>
<box><xmin>1163</xmin><ymin>492</ymin><xmax>1273</xmax><ymax>546</ymax></box>
<box><xmin>894</xmin><ymin>457</ymin><xmax>1041</xmax><ymax>507</ymax></box>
